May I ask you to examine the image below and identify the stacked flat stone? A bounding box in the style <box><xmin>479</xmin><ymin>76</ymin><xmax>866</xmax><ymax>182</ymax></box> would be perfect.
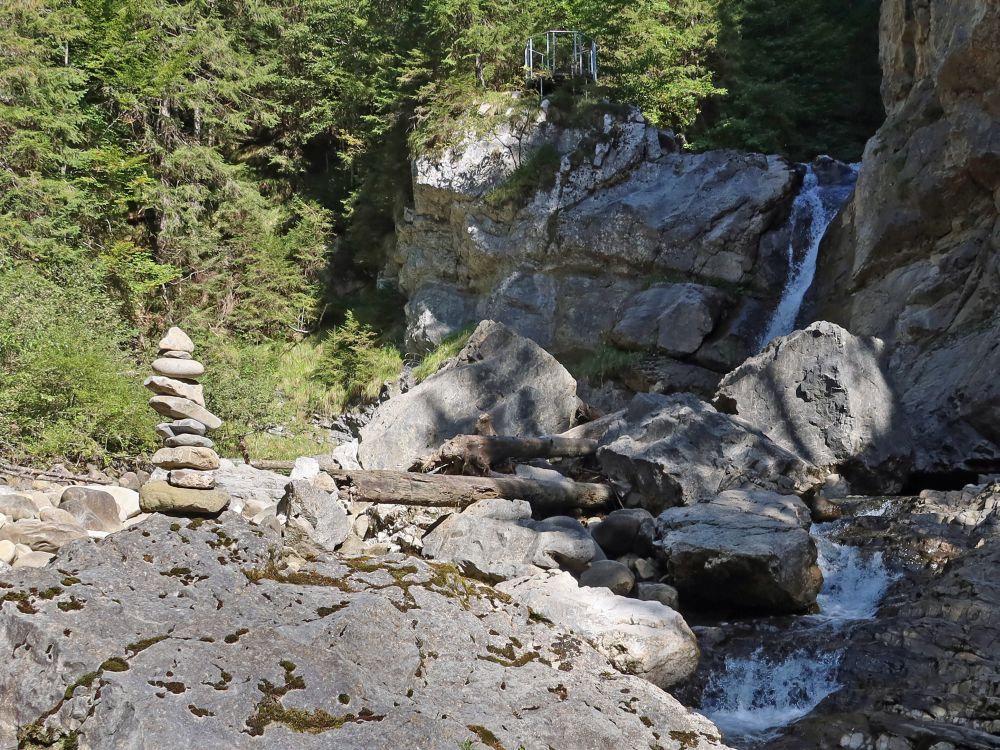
<box><xmin>139</xmin><ymin>327</ymin><xmax>230</xmax><ymax>514</ymax></box>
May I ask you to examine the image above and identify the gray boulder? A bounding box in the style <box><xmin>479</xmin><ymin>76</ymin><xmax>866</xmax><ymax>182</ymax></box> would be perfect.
<box><xmin>611</xmin><ymin>283</ymin><xmax>728</xmax><ymax>357</ymax></box>
<box><xmin>277</xmin><ymin>481</ymin><xmax>351</xmax><ymax>553</ymax></box>
<box><xmin>656</xmin><ymin>489</ymin><xmax>822</xmax><ymax>613</ymax></box>
<box><xmin>579</xmin><ymin>559</ymin><xmax>635</xmax><ymax>595</ymax></box>
<box><xmin>637</xmin><ymin>582</ymin><xmax>680</xmax><ymax>609</ymax></box>
<box><xmin>498</xmin><ymin>570</ymin><xmax>700</xmax><ymax>690</ymax></box>
<box><xmin>0</xmin><ymin>514</ymin><xmax>729</xmax><ymax>748</ymax></box>
<box><xmin>715</xmin><ymin>321</ymin><xmax>910</xmax><ymax>492</ymax></box>
<box><xmin>0</xmin><ymin>519</ymin><xmax>88</xmax><ymax>554</ymax></box>
<box><xmin>590</xmin><ymin>508</ymin><xmax>656</xmax><ymax>557</ymax></box>
<box><xmin>359</xmin><ymin>321</ymin><xmax>577</xmax><ymax>470</ymax></box>
<box><xmin>0</xmin><ymin>494</ymin><xmax>38</xmax><ymax>521</ymax></box>
<box><xmin>598</xmin><ymin>393</ymin><xmax>821</xmax><ymax>512</ymax></box>
<box><xmin>421</xmin><ymin>500</ymin><xmax>599</xmax><ymax>582</ymax></box>
<box><xmin>59</xmin><ymin>488</ymin><xmax>123</xmax><ymax>533</ymax></box>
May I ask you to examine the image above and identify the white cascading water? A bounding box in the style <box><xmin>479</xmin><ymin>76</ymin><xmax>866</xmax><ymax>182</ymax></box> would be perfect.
<box><xmin>757</xmin><ymin>163</ymin><xmax>860</xmax><ymax>350</ymax></box>
<box><xmin>699</xmin><ymin>508</ymin><xmax>897</xmax><ymax>746</ymax></box>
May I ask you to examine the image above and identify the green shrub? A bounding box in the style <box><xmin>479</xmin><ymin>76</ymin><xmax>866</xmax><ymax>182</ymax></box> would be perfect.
<box><xmin>413</xmin><ymin>326</ymin><xmax>475</xmax><ymax>383</ymax></box>
<box><xmin>315</xmin><ymin>312</ymin><xmax>403</xmax><ymax>410</ymax></box>
<box><xmin>483</xmin><ymin>144</ymin><xmax>562</xmax><ymax>208</ymax></box>
<box><xmin>0</xmin><ymin>265</ymin><xmax>155</xmax><ymax>463</ymax></box>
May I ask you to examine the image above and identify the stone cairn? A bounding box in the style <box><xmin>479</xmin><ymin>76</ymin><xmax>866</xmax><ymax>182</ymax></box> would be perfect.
<box><xmin>138</xmin><ymin>327</ymin><xmax>230</xmax><ymax>514</ymax></box>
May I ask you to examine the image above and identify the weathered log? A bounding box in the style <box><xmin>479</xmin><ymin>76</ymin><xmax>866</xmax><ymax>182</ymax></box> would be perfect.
<box><xmin>413</xmin><ymin>434</ymin><xmax>598</xmax><ymax>474</ymax></box>
<box><xmin>250</xmin><ymin>459</ymin><xmax>340</xmax><ymax>473</ymax></box>
<box><xmin>559</xmin><ymin>410</ymin><xmax>625</xmax><ymax>441</ymax></box>
<box><xmin>329</xmin><ymin>469</ymin><xmax>615</xmax><ymax>512</ymax></box>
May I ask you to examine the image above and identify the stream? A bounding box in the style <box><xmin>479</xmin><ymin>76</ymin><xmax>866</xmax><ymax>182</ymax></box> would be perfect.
<box><xmin>689</xmin><ymin>500</ymin><xmax>899</xmax><ymax>748</ymax></box>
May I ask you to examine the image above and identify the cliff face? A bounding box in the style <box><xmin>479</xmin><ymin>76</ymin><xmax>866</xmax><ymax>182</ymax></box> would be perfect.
<box><xmin>390</xmin><ymin>105</ymin><xmax>800</xmax><ymax>383</ymax></box>
<box><xmin>814</xmin><ymin>0</ymin><xmax>1000</xmax><ymax>475</ymax></box>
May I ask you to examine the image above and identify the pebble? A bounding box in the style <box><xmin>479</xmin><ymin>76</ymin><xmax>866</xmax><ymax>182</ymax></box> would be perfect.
<box><xmin>139</xmin><ymin>480</ymin><xmax>230</xmax><ymax>514</ymax></box>
<box><xmin>579</xmin><ymin>559</ymin><xmax>635</xmax><ymax>596</ymax></box>
<box><xmin>148</xmin><ymin>396</ymin><xmax>221</xmax><ymax>430</ymax></box>
<box><xmin>151</xmin><ymin>358</ymin><xmax>205</xmax><ymax>378</ymax></box>
<box><xmin>152</xmin><ymin>447</ymin><xmax>220</xmax><ymax>471</ymax></box>
<box><xmin>161</xmin><ymin>350</ymin><xmax>192</xmax><ymax>359</ymax></box>
<box><xmin>165</xmin><ymin>434</ymin><xmax>214</xmax><ymax>449</ymax></box>
<box><xmin>0</xmin><ymin>540</ymin><xmax>14</xmax><ymax>564</ymax></box>
<box><xmin>157</xmin><ymin>326</ymin><xmax>195</xmax><ymax>353</ymax></box>
<box><xmin>168</xmin><ymin>470</ymin><xmax>216</xmax><ymax>490</ymax></box>
<box><xmin>144</xmin><ymin>375</ymin><xmax>205</xmax><ymax>406</ymax></box>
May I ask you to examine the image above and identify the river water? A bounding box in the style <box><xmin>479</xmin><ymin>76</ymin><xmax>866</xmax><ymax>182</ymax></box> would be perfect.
<box><xmin>696</xmin><ymin>501</ymin><xmax>898</xmax><ymax>747</ymax></box>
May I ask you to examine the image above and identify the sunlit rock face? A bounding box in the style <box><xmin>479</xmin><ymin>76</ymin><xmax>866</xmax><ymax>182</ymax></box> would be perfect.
<box><xmin>714</xmin><ymin>321</ymin><xmax>911</xmax><ymax>493</ymax></box>
<box><xmin>391</xmin><ymin>103</ymin><xmax>800</xmax><ymax>388</ymax></box>
<box><xmin>814</xmin><ymin>0</ymin><xmax>1000</xmax><ymax>477</ymax></box>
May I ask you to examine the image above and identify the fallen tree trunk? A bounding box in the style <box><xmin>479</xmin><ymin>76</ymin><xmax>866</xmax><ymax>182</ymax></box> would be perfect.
<box><xmin>250</xmin><ymin>459</ymin><xmax>339</xmax><ymax>473</ymax></box>
<box><xmin>329</xmin><ymin>469</ymin><xmax>615</xmax><ymax>512</ymax></box>
<box><xmin>413</xmin><ymin>434</ymin><xmax>598</xmax><ymax>473</ymax></box>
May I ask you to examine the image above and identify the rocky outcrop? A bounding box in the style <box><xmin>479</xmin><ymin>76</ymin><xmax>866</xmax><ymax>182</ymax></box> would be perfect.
<box><xmin>391</xmin><ymin>104</ymin><xmax>799</xmax><ymax>388</ymax></box>
<box><xmin>421</xmin><ymin>499</ymin><xmax>598</xmax><ymax>582</ymax></box>
<box><xmin>359</xmin><ymin>321</ymin><xmax>577</xmax><ymax>470</ymax></box>
<box><xmin>498</xmin><ymin>570</ymin><xmax>701</xmax><ymax>690</ymax></box>
<box><xmin>813</xmin><ymin>0</ymin><xmax>1000</xmax><ymax>477</ymax></box>
<box><xmin>655</xmin><ymin>490</ymin><xmax>822</xmax><ymax>613</ymax></box>
<box><xmin>597</xmin><ymin>393</ymin><xmax>820</xmax><ymax>512</ymax></box>
<box><xmin>714</xmin><ymin>321</ymin><xmax>911</xmax><ymax>491</ymax></box>
<box><xmin>0</xmin><ymin>513</ymin><xmax>729</xmax><ymax>749</ymax></box>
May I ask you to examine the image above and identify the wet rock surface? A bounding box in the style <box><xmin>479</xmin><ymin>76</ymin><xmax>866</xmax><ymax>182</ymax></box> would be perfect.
<box><xmin>0</xmin><ymin>514</ymin><xmax>730</xmax><ymax>749</ymax></box>
<box><xmin>769</xmin><ymin>485</ymin><xmax>1000</xmax><ymax>750</ymax></box>
<box><xmin>656</xmin><ymin>490</ymin><xmax>822</xmax><ymax>613</ymax></box>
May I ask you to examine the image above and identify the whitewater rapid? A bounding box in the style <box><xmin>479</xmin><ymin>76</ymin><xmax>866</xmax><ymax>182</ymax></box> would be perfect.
<box><xmin>698</xmin><ymin>506</ymin><xmax>897</xmax><ymax>746</ymax></box>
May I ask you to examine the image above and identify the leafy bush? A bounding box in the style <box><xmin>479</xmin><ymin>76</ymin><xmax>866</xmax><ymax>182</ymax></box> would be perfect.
<box><xmin>0</xmin><ymin>265</ymin><xmax>155</xmax><ymax>463</ymax></box>
<box><xmin>412</xmin><ymin>325</ymin><xmax>475</xmax><ymax>383</ymax></box>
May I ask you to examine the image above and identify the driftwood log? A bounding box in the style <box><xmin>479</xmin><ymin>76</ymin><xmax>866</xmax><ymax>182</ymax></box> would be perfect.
<box><xmin>413</xmin><ymin>434</ymin><xmax>598</xmax><ymax>474</ymax></box>
<box><xmin>329</xmin><ymin>469</ymin><xmax>614</xmax><ymax>512</ymax></box>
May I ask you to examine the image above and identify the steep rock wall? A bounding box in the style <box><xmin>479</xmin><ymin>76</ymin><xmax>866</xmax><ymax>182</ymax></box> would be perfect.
<box><xmin>390</xmin><ymin>104</ymin><xmax>799</xmax><ymax>382</ymax></box>
<box><xmin>814</xmin><ymin>0</ymin><xmax>1000</xmax><ymax>475</ymax></box>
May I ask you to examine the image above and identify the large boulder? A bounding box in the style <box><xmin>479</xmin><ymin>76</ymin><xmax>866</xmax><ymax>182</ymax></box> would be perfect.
<box><xmin>0</xmin><ymin>514</ymin><xmax>729</xmax><ymax>749</ymax></box>
<box><xmin>714</xmin><ymin>321</ymin><xmax>911</xmax><ymax>491</ymax></box>
<box><xmin>359</xmin><ymin>321</ymin><xmax>577</xmax><ymax>470</ymax></box>
<box><xmin>656</xmin><ymin>489</ymin><xmax>822</xmax><ymax>613</ymax></box>
<box><xmin>0</xmin><ymin>519</ymin><xmax>88</xmax><ymax>554</ymax></box>
<box><xmin>421</xmin><ymin>500</ymin><xmax>599</xmax><ymax>582</ymax></box>
<box><xmin>610</xmin><ymin>283</ymin><xmax>728</xmax><ymax>357</ymax></box>
<box><xmin>58</xmin><ymin>487</ymin><xmax>123</xmax><ymax>533</ymax></box>
<box><xmin>812</xmin><ymin>0</ymin><xmax>1000</xmax><ymax>478</ymax></box>
<box><xmin>597</xmin><ymin>393</ymin><xmax>820</xmax><ymax>512</ymax></box>
<box><xmin>498</xmin><ymin>570</ymin><xmax>700</xmax><ymax>690</ymax></box>
<box><xmin>277</xmin><ymin>480</ymin><xmax>351</xmax><ymax>553</ymax></box>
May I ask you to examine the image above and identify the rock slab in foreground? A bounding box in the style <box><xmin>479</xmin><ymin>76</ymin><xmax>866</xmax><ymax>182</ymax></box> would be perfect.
<box><xmin>598</xmin><ymin>393</ymin><xmax>820</xmax><ymax>512</ymax></box>
<box><xmin>657</xmin><ymin>489</ymin><xmax>822</xmax><ymax>613</ymax></box>
<box><xmin>714</xmin><ymin>321</ymin><xmax>910</xmax><ymax>492</ymax></box>
<box><xmin>498</xmin><ymin>570</ymin><xmax>700</xmax><ymax>690</ymax></box>
<box><xmin>359</xmin><ymin>320</ymin><xmax>578</xmax><ymax>471</ymax></box>
<box><xmin>0</xmin><ymin>514</ymin><xmax>730</xmax><ymax>749</ymax></box>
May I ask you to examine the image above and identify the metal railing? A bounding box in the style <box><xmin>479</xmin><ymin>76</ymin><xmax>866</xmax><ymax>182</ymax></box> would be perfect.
<box><xmin>524</xmin><ymin>30</ymin><xmax>598</xmax><ymax>88</ymax></box>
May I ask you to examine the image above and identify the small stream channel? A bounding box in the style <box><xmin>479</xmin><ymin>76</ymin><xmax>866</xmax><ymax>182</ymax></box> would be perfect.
<box><xmin>685</xmin><ymin>500</ymin><xmax>899</xmax><ymax>748</ymax></box>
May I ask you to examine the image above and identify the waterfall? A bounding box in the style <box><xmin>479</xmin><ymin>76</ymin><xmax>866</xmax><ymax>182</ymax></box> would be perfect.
<box><xmin>698</xmin><ymin>510</ymin><xmax>897</xmax><ymax>747</ymax></box>
<box><xmin>757</xmin><ymin>162</ymin><xmax>860</xmax><ymax>350</ymax></box>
